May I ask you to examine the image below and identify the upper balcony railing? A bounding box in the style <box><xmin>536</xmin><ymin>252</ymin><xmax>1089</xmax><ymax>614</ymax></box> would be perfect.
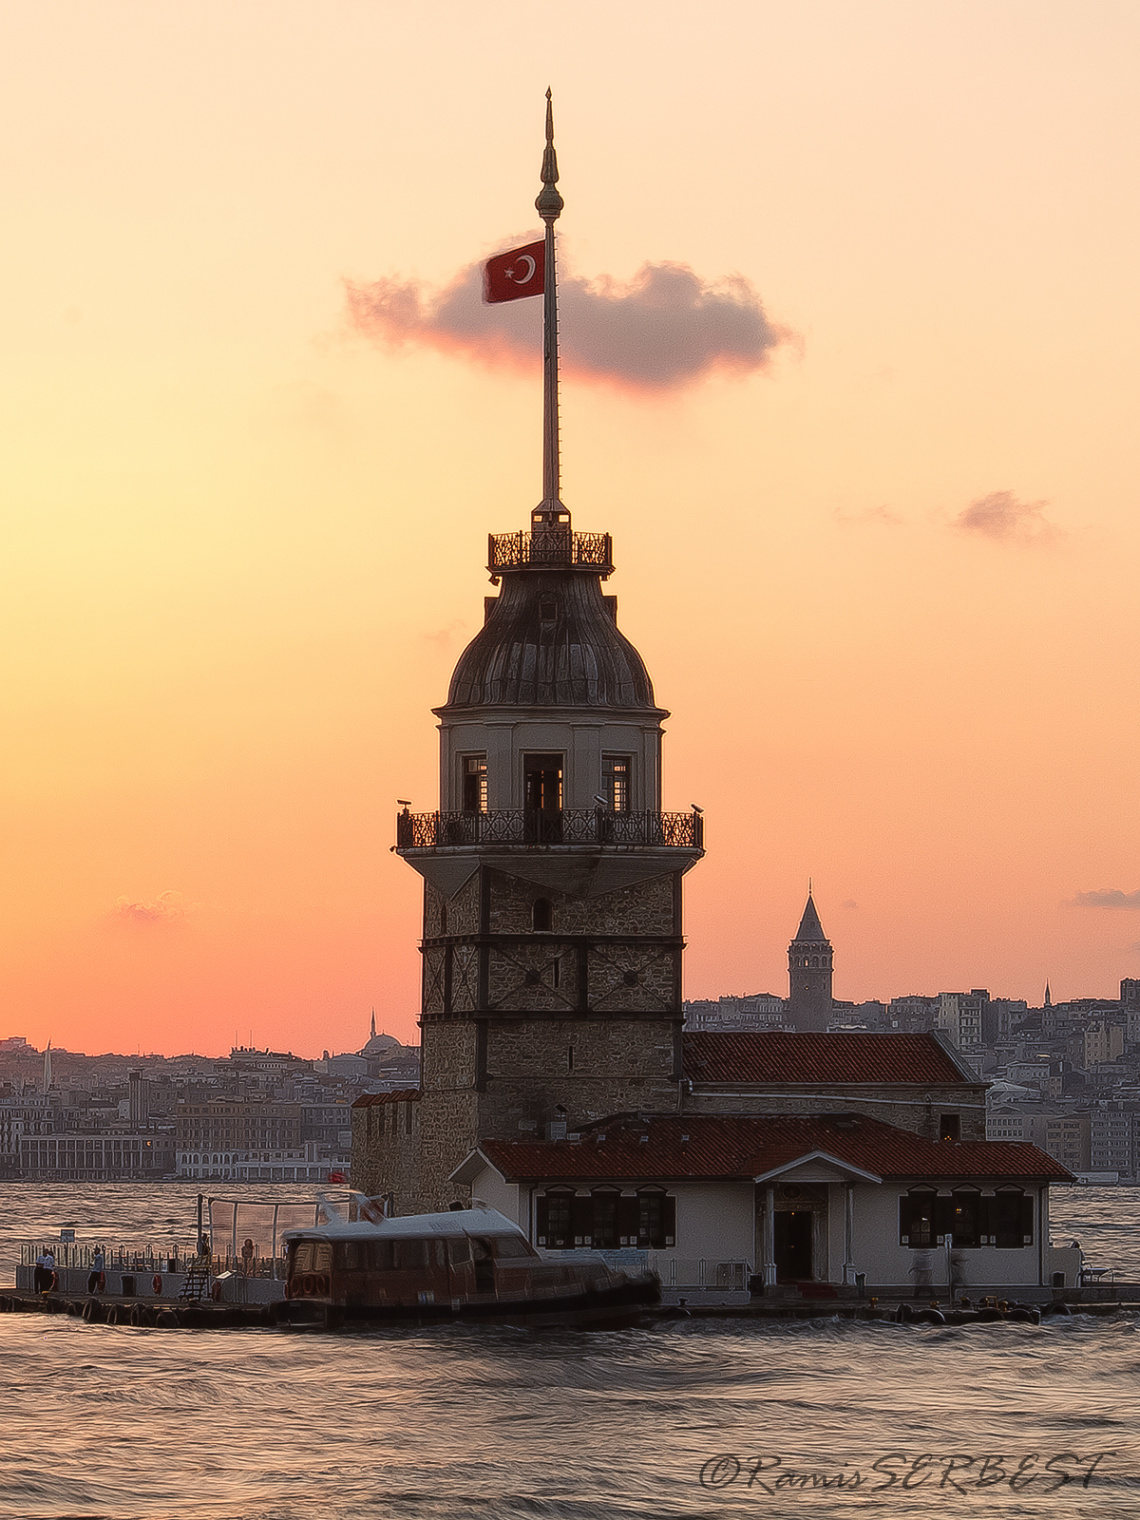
<box><xmin>488</xmin><ymin>528</ymin><xmax>614</xmax><ymax>577</ymax></box>
<box><xmin>397</xmin><ymin>808</ymin><xmax>703</xmax><ymax>852</ymax></box>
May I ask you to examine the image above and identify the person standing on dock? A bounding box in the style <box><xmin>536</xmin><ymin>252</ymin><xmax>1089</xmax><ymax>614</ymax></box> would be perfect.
<box><xmin>35</xmin><ymin>1248</ymin><xmax>55</xmax><ymax>1293</ymax></box>
<box><xmin>87</xmin><ymin>1246</ymin><xmax>105</xmax><ymax>1295</ymax></box>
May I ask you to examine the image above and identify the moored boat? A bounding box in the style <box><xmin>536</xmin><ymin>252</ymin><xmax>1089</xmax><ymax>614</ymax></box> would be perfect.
<box><xmin>274</xmin><ymin>1193</ymin><xmax>660</xmax><ymax>1328</ymax></box>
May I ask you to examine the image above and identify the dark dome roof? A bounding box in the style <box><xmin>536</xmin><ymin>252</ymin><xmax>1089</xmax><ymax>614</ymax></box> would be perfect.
<box><xmin>443</xmin><ymin>569</ymin><xmax>659</xmax><ymax>711</ymax></box>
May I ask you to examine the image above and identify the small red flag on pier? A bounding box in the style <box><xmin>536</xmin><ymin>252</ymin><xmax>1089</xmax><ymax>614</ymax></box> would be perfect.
<box><xmin>484</xmin><ymin>240</ymin><xmax>545</xmax><ymax>303</ymax></box>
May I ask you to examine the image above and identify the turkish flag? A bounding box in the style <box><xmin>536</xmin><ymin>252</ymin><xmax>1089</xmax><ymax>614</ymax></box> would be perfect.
<box><xmin>484</xmin><ymin>240</ymin><xmax>545</xmax><ymax>303</ymax></box>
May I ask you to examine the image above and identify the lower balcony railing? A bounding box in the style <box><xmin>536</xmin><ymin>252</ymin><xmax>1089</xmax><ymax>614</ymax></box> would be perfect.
<box><xmin>396</xmin><ymin>808</ymin><xmax>703</xmax><ymax>851</ymax></box>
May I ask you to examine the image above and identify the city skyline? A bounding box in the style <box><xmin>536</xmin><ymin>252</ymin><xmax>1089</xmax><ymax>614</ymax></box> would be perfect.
<box><xmin>3</xmin><ymin>4</ymin><xmax>1140</xmax><ymax>1056</ymax></box>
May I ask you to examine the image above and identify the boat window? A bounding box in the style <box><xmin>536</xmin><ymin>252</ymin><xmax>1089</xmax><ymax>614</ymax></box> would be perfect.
<box><xmin>290</xmin><ymin>1240</ymin><xmax>333</xmax><ymax>1275</ymax></box>
<box><xmin>368</xmin><ymin>1241</ymin><xmax>394</xmax><ymax>1272</ymax></box>
<box><xmin>470</xmin><ymin>1238</ymin><xmax>495</xmax><ymax>1291</ymax></box>
<box><xmin>490</xmin><ymin>1234</ymin><xmax>534</xmax><ymax>1259</ymax></box>
<box><xmin>447</xmin><ymin>1237</ymin><xmax>471</xmax><ymax>1267</ymax></box>
<box><xmin>336</xmin><ymin>1241</ymin><xmax>369</xmax><ymax>1271</ymax></box>
<box><xmin>392</xmin><ymin>1239</ymin><xmax>430</xmax><ymax>1270</ymax></box>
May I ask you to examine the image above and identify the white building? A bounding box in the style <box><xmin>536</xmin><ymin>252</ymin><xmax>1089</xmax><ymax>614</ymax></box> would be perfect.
<box><xmin>454</xmin><ymin>1111</ymin><xmax>1074</xmax><ymax>1301</ymax></box>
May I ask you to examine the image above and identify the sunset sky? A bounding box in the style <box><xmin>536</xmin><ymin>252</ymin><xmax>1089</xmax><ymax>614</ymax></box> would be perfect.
<box><xmin>3</xmin><ymin>2</ymin><xmax>1139</xmax><ymax>1056</ymax></box>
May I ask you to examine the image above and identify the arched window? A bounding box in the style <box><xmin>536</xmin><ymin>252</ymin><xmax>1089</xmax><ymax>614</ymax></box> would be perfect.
<box><xmin>532</xmin><ymin>898</ymin><xmax>553</xmax><ymax>932</ymax></box>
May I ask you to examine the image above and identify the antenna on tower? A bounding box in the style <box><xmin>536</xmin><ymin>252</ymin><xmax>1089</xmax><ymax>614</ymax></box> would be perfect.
<box><xmin>533</xmin><ymin>88</ymin><xmax>566</xmax><ymax>525</ymax></box>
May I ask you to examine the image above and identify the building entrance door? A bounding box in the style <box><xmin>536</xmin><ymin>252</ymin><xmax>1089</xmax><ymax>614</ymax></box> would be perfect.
<box><xmin>774</xmin><ymin>1210</ymin><xmax>813</xmax><ymax>1282</ymax></box>
<box><xmin>524</xmin><ymin>754</ymin><xmax>563</xmax><ymax>842</ymax></box>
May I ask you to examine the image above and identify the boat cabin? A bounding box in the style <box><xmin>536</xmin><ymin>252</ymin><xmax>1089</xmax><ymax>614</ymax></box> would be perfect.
<box><xmin>283</xmin><ymin>1200</ymin><xmax>543</xmax><ymax>1310</ymax></box>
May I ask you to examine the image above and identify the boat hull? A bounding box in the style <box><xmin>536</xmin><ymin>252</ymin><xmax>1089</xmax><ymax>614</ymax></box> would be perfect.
<box><xmin>272</xmin><ymin>1272</ymin><xmax>660</xmax><ymax>1330</ymax></box>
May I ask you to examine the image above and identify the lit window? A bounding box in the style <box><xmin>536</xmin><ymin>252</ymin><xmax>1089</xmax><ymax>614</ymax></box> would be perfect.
<box><xmin>602</xmin><ymin>756</ymin><xmax>631</xmax><ymax>812</ymax></box>
<box><xmin>462</xmin><ymin>756</ymin><xmax>488</xmax><ymax>813</ymax></box>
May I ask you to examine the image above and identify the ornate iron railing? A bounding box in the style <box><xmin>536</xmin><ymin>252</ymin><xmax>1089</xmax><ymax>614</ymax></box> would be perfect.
<box><xmin>397</xmin><ymin>808</ymin><xmax>703</xmax><ymax>851</ymax></box>
<box><xmin>488</xmin><ymin>529</ymin><xmax>614</xmax><ymax>574</ymax></box>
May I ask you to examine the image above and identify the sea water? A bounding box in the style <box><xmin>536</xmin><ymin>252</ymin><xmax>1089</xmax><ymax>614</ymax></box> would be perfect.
<box><xmin>0</xmin><ymin>1184</ymin><xmax>1136</xmax><ymax>1520</ymax></box>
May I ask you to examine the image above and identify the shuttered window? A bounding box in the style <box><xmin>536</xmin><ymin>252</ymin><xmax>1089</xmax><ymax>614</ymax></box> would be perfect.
<box><xmin>899</xmin><ymin>1189</ymin><xmax>937</xmax><ymax>1247</ymax></box>
<box><xmin>537</xmin><ymin>1190</ymin><xmax>676</xmax><ymax>1249</ymax></box>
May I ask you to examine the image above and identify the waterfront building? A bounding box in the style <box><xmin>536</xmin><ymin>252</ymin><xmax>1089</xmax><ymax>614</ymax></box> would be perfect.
<box><xmin>19</xmin><ymin>1132</ymin><xmax>174</xmax><ymax>1181</ymax></box>
<box><xmin>176</xmin><ymin>1098</ymin><xmax>304</xmax><ymax>1157</ymax></box>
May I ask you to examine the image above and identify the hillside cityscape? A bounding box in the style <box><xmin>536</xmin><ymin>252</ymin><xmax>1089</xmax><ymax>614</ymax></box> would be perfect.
<box><xmin>5</xmin><ymin>900</ymin><xmax>1140</xmax><ymax>1185</ymax></box>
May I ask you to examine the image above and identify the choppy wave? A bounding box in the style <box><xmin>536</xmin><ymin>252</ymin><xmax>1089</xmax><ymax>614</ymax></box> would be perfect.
<box><xmin>0</xmin><ymin>1185</ymin><xmax>1137</xmax><ymax>1518</ymax></box>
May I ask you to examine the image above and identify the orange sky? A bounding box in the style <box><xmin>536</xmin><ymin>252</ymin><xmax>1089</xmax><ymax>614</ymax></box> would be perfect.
<box><xmin>3</xmin><ymin>2</ymin><xmax>1139</xmax><ymax>1056</ymax></box>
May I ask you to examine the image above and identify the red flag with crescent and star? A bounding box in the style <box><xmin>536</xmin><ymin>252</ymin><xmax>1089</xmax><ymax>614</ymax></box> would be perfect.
<box><xmin>483</xmin><ymin>240</ymin><xmax>545</xmax><ymax>303</ymax></box>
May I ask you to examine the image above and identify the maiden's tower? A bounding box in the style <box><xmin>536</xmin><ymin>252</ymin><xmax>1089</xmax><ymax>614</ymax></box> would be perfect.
<box><xmin>352</xmin><ymin>98</ymin><xmax>704</xmax><ymax>1210</ymax></box>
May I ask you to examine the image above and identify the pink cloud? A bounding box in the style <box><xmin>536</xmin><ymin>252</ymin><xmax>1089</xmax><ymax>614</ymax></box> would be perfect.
<box><xmin>345</xmin><ymin>249</ymin><xmax>786</xmax><ymax>391</ymax></box>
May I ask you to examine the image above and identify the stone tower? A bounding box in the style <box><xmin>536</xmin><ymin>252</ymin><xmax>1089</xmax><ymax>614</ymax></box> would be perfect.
<box><xmin>357</xmin><ymin>513</ymin><xmax>704</xmax><ymax>1211</ymax></box>
<box><xmin>351</xmin><ymin>98</ymin><xmax>703</xmax><ymax>1212</ymax></box>
<box><xmin>786</xmin><ymin>893</ymin><xmax>833</xmax><ymax>1033</ymax></box>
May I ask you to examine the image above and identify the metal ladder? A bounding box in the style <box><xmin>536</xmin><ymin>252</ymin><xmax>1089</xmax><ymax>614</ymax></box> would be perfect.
<box><xmin>178</xmin><ymin>1258</ymin><xmax>211</xmax><ymax>1302</ymax></box>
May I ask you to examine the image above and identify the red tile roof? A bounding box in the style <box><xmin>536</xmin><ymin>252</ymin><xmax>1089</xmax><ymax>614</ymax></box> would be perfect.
<box><xmin>478</xmin><ymin>1113</ymin><xmax>1070</xmax><ymax>1183</ymax></box>
<box><xmin>683</xmin><ymin>1031</ymin><xmax>975</xmax><ymax>1086</ymax></box>
<box><xmin>351</xmin><ymin>1089</ymin><xmax>421</xmax><ymax>1108</ymax></box>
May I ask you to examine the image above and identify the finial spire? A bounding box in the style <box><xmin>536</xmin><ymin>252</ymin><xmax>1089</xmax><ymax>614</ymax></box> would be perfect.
<box><xmin>533</xmin><ymin>88</ymin><xmax>565</xmax><ymax>523</ymax></box>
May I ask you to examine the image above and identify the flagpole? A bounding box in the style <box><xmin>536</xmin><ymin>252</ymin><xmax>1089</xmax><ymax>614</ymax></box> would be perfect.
<box><xmin>535</xmin><ymin>88</ymin><xmax>564</xmax><ymax>519</ymax></box>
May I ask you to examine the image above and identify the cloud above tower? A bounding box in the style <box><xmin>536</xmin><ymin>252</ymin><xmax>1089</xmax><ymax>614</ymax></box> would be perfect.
<box><xmin>344</xmin><ymin>251</ymin><xmax>786</xmax><ymax>391</ymax></box>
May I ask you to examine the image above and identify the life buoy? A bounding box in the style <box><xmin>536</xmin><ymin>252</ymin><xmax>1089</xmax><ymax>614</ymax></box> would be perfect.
<box><xmin>316</xmin><ymin>1274</ymin><xmax>330</xmax><ymax>1296</ymax></box>
<box><xmin>152</xmin><ymin>1275</ymin><xmax>163</xmax><ymax>1295</ymax></box>
<box><xmin>284</xmin><ymin>1278</ymin><xmax>295</xmax><ymax>1299</ymax></box>
<box><xmin>211</xmin><ymin>1280</ymin><xmax>223</xmax><ymax>1303</ymax></box>
<box><xmin>302</xmin><ymin>1273</ymin><xmax>316</xmax><ymax>1296</ymax></box>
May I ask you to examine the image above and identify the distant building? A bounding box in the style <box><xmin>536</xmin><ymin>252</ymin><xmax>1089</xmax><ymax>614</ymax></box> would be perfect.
<box><xmin>935</xmin><ymin>991</ymin><xmax>990</xmax><ymax>1052</ymax></box>
<box><xmin>19</xmin><ymin>1132</ymin><xmax>174</xmax><ymax>1181</ymax></box>
<box><xmin>1090</xmin><ymin>1106</ymin><xmax>1132</xmax><ymax>1178</ymax></box>
<box><xmin>1043</xmin><ymin>1112</ymin><xmax>1090</xmax><ymax>1172</ymax></box>
<box><xmin>683</xmin><ymin>994</ymin><xmax>788</xmax><ymax>1033</ymax></box>
<box><xmin>786</xmin><ymin>894</ymin><xmax>833</xmax><ymax>1033</ymax></box>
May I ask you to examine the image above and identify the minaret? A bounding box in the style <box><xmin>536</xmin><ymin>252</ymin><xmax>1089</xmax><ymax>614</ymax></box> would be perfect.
<box><xmin>786</xmin><ymin>892</ymin><xmax>834</xmax><ymax>1033</ymax></box>
<box><xmin>358</xmin><ymin>98</ymin><xmax>704</xmax><ymax>1211</ymax></box>
<box><xmin>41</xmin><ymin>1040</ymin><xmax>53</xmax><ymax>1094</ymax></box>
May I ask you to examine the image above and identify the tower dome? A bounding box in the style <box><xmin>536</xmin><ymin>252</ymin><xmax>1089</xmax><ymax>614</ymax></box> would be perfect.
<box><xmin>444</xmin><ymin>545</ymin><xmax>658</xmax><ymax>713</ymax></box>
